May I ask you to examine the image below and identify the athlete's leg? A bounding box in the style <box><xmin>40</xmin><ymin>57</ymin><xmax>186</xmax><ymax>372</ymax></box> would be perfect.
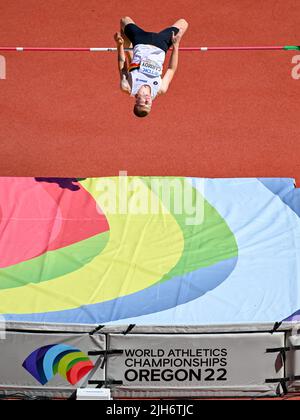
<box><xmin>156</xmin><ymin>19</ymin><xmax>189</xmax><ymax>52</ymax></box>
<box><xmin>120</xmin><ymin>17</ymin><xmax>135</xmax><ymax>60</ymax></box>
<box><xmin>170</xmin><ymin>18</ymin><xmax>189</xmax><ymax>37</ymax></box>
<box><xmin>120</xmin><ymin>16</ymin><xmax>135</xmax><ymax>33</ymax></box>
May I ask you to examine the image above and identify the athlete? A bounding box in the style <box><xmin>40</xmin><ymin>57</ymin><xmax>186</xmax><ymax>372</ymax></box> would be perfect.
<box><xmin>114</xmin><ymin>17</ymin><xmax>189</xmax><ymax>117</ymax></box>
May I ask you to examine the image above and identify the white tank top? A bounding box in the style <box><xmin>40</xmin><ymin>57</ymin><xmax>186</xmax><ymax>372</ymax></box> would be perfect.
<box><xmin>128</xmin><ymin>45</ymin><xmax>166</xmax><ymax>99</ymax></box>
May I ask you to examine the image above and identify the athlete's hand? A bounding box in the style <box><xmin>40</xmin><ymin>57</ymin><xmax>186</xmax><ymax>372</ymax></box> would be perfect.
<box><xmin>114</xmin><ymin>32</ymin><xmax>124</xmax><ymax>46</ymax></box>
<box><xmin>172</xmin><ymin>29</ymin><xmax>183</xmax><ymax>47</ymax></box>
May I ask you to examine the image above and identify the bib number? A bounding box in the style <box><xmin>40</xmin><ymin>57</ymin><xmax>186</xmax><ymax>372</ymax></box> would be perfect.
<box><xmin>140</xmin><ymin>59</ymin><xmax>162</xmax><ymax>77</ymax></box>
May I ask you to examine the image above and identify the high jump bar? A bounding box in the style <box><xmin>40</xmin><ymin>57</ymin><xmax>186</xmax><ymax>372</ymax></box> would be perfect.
<box><xmin>0</xmin><ymin>46</ymin><xmax>299</xmax><ymax>52</ymax></box>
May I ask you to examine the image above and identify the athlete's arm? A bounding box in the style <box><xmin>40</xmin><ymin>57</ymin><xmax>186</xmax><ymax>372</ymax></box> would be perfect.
<box><xmin>120</xmin><ymin>73</ymin><xmax>131</xmax><ymax>94</ymax></box>
<box><xmin>160</xmin><ymin>30</ymin><xmax>182</xmax><ymax>94</ymax></box>
<box><xmin>114</xmin><ymin>32</ymin><xmax>131</xmax><ymax>94</ymax></box>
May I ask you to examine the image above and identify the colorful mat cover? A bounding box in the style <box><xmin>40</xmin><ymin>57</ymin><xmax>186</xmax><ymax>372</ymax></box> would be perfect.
<box><xmin>0</xmin><ymin>177</ymin><xmax>299</xmax><ymax>326</ymax></box>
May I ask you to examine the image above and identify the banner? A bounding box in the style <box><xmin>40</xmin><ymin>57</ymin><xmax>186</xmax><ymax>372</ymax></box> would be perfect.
<box><xmin>107</xmin><ymin>333</ymin><xmax>285</xmax><ymax>398</ymax></box>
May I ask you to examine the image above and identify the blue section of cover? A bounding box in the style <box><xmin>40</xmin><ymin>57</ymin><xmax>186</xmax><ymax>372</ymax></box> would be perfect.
<box><xmin>258</xmin><ymin>178</ymin><xmax>300</xmax><ymax>217</ymax></box>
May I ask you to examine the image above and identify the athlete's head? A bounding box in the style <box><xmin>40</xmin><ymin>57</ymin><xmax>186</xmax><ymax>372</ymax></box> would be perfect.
<box><xmin>134</xmin><ymin>87</ymin><xmax>152</xmax><ymax>118</ymax></box>
<box><xmin>133</xmin><ymin>104</ymin><xmax>151</xmax><ymax>118</ymax></box>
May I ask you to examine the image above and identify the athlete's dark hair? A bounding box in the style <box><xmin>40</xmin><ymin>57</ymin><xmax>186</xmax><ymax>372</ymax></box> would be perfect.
<box><xmin>133</xmin><ymin>105</ymin><xmax>150</xmax><ymax>118</ymax></box>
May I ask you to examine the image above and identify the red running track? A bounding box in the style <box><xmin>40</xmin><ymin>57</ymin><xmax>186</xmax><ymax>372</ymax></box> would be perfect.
<box><xmin>0</xmin><ymin>0</ymin><xmax>299</xmax><ymax>180</ymax></box>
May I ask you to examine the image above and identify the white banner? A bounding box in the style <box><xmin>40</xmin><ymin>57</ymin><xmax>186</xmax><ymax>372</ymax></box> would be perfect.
<box><xmin>108</xmin><ymin>333</ymin><xmax>285</xmax><ymax>398</ymax></box>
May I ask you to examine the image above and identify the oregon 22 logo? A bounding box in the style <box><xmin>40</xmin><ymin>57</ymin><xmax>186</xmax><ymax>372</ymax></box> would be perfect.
<box><xmin>23</xmin><ymin>344</ymin><xmax>94</xmax><ymax>385</ymax></box>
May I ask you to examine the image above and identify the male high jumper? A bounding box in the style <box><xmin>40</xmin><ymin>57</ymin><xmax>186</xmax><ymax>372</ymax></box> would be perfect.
<box><xmin>114</xmin><ymin>17</ymin><xmax>189</xmax><ymax>117</ymax></box>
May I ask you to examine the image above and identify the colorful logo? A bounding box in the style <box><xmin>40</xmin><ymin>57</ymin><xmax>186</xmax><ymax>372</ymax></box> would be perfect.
<box><xmin>23</xmin><ymin>344</ymin><xmax>94</xmax><ymax>385</ymax></box>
